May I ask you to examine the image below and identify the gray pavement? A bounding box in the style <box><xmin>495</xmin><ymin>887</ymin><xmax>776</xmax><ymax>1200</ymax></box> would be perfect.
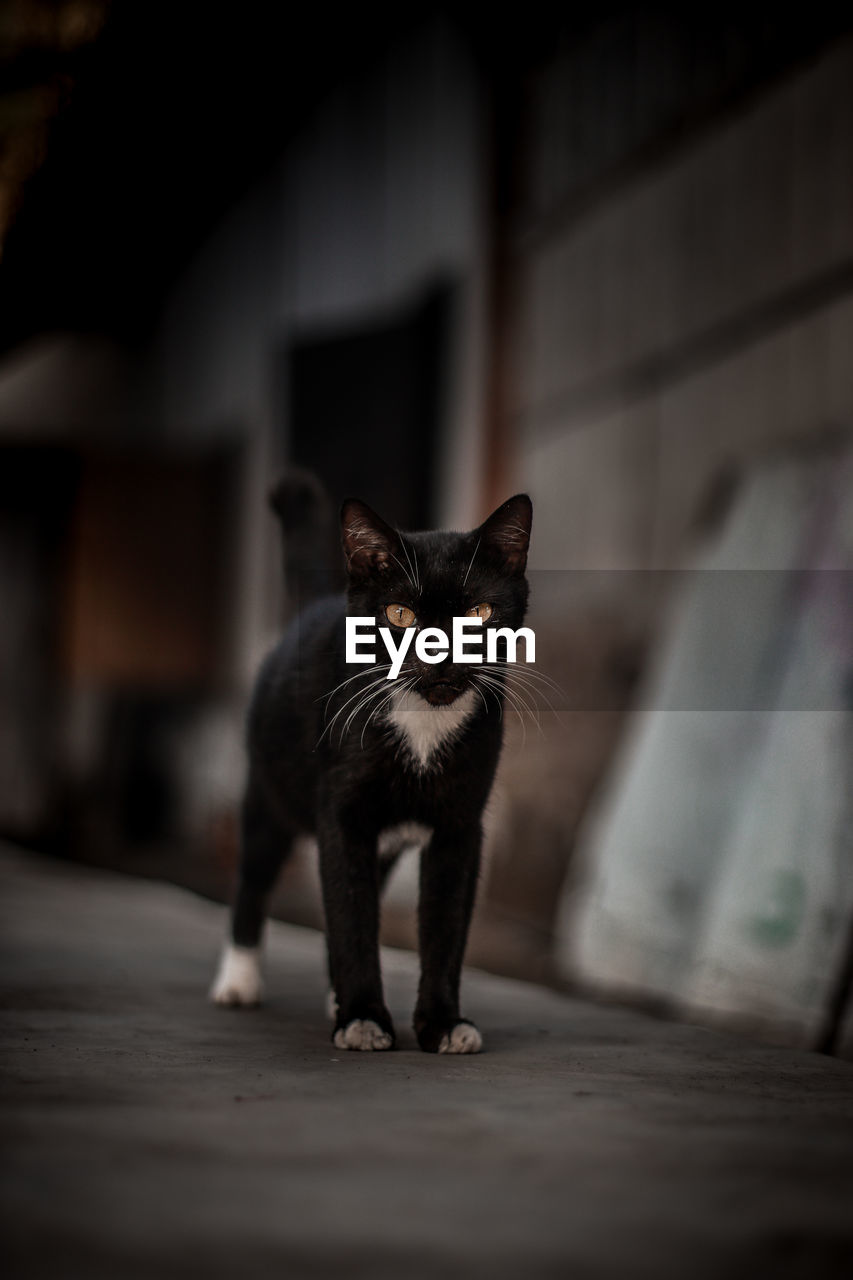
<box><xmin>2</xmin><ymin>844</ymin><xmax>853</xmax><ymax>1280</ymax></box>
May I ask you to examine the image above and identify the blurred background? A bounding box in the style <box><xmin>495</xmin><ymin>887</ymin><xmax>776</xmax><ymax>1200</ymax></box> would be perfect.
<box><xmin>1</xmin><ymin>2</ymin><xmax>852</xmax><ymax>1054</ymax></box>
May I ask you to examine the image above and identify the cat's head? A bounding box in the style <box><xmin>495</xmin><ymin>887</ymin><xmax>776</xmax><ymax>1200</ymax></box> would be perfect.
<box><xmin>340</xmin><ymin>495</ymin><xmax>532</xmax><ymax>706</ymax></box>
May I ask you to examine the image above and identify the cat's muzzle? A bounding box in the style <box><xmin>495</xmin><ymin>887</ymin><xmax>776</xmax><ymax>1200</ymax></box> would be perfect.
<box><xmin>421</xmin><ymin>678</ymin><xmax>466</xmax><ymax>707</ymax></box>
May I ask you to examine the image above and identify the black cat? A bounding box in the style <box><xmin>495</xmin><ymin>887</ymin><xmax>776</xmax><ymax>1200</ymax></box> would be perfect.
<box><xmin>211</xmin><ymin>492</ymin><xmax>532</xmax><ymax>1053</ymax></box>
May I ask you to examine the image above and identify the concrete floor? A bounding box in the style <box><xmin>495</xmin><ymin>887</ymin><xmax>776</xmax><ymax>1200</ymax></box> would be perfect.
<box><xmin>2</xmin><ymin>845</ymin><xmax>853</xmax><ymax>1280</ymax></box>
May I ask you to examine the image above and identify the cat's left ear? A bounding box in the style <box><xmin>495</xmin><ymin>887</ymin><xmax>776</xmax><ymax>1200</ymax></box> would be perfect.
<box><xmin>340</xmin><ymin>499</ymin><xmax>402</xmax><ymax>579</ymax></box>
<box><xmin>478</xmin><ymin>494</ymin><xmax>532</xmax><ymax>574</ymax></box>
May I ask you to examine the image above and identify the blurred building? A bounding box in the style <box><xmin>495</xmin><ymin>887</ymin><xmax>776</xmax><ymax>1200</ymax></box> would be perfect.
<box><xmin>0</xmin><ymin>5</ymin><xmax>851</xmax><ymax>1049</ymax></box>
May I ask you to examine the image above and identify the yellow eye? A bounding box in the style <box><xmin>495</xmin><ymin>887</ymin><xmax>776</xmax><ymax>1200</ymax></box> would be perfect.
<box><xmin>385</xmin><ymin>603</ymin><xmax>416</xmax><ymax>628</ymax></box>
<box><xmin>465</xmin><ymin>603</ymin><xmax>493</xmax><ymax>621</ymax></box>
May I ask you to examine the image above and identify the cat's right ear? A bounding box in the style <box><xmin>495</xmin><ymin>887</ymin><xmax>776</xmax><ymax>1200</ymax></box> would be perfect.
<box><xmin>340</xmin><ymin>499</ymin><xmax>401</xmax><ymax>579</ymax></box>
<box><xmin>478</xmin><ymin>493</ymin><xmax>532</xmax><ymax>574</ymax></box>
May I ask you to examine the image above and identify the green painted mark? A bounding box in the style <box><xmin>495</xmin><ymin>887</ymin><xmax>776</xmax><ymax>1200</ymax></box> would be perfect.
<box><xmin>746</xmin><ymin>869</ymin><xmax>806</xmax><ymax>948</ymax></box>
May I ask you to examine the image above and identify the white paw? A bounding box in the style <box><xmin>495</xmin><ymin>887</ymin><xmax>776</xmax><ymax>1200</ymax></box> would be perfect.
<box><xmin>325</xmin><ymin>988</ymin><xmax>339</xmax><ymax>1022</ymax></box>
<box><xmin>209</xmin><ymin>945</ymin><xmax>263</xmax><ymax>1006</ymax></box>
<box><xmin>333</xmin><ymin>1019</ymin><xmax>393</xmax><ymax>1051</ymax></box>
<box><xmin>438</xmin><ymin>1023</ymin><xmax>483</xmax><ymax>1054</ymax></box>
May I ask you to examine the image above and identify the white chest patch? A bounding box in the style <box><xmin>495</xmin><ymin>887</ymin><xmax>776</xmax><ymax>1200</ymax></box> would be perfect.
<box><xmin>386</xmin><ymin>687</ymin><xmax>477</xmax><ymax>769</ymax></box>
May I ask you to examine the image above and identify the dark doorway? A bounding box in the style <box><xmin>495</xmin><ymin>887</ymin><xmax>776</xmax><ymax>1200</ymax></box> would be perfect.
<box><xmin>286</xmin><ymin>280</ymin><xmax>455</xmax><ymax>530</ymax></box>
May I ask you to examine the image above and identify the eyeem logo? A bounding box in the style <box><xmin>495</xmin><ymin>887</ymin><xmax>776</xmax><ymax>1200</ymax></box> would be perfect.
<box><xmin>346</xmin><ymin>616</ymin><xmax>536</xmax><ymax>680</ymax></box>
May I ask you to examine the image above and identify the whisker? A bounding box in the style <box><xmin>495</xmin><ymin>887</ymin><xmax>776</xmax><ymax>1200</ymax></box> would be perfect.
<box><xmin>318</xmin><ymin>671</ymin><xmax>389</xmax><ymax>746</ymax></box>
<box><xmin>348</xmin><ymin>671</ymin><xmax>419</xmax><ymax>745</ymax></box>
<box><xmin>398</xmin><ymin>538</ymin><xmax>420</xmax><ymax>595</ymax></box>
<box><xmin>502</xmin><ymin>668</ymin><xmax>563</xmax><ymax>712</ymax></box>
<box><xmin>341</xmin><ymin>678</ymin><xmax>396</xmax><ymax>743</ymax></box>
<box><xmin>361</xmin><ymin>675</ymin><xmax>417</xmax><ymax>747</ymax></box>
<box><xmin>495</xmin><ymin>682</ymin><xmax>528</xmax><ymax>745</ymax></box>
<box><xmin>482</xmin><ymin>659</ymin><xmax>566</xmax><ymax>699</ymax></box>
<box><xmin>472</xmin><ymin>675</ymin><xmax>502</xmax><ymax>720</ymax></box>
<box><xmin>318</xmin><ymin>663</ymin><xmax>393</xmax><ymax>705</ymax></box>
<box><xmin>489</xmin><ymin>663</ymin><xmax>568</xmax><ymax>728</ymax></box>
<box><xmin>388</xmin><ymin>552</ymin><xmax>416</xmax><ymax>591</ymax></box>
<box><xmin>502</xmin><ymin>684</ymin><xmax>539</xmax><ymax>744</ymax></box>
<box><xmin>510</xmin><ymin>667</ymin><xmax>567</xmax><ymax>700</ymax></box>
<box><xmin>472</xmin><ymin>683</ymin><xmax>490</xmax><ymax>717</ymax></box>
<box><xmin>502</xmin><ymin>679</ymin><xmax>543</xmax><ymax>735</ymax></box>
<box><xmin>475</xmin><ymin>671</ymin><xmax>528</xmax><ymax>738</ymax></box>
<box><xmin>475</xmin><ymin>670</ymin><xmax>542</xmax><ymax>742</ymax></box>
<box><xmin>462</xmin><ymin>538</ymin><xmax>480</xmax><ymax>587</ymax></box>
<box><xmin>480</xmin><ymin>667</ymin><xmax>538</xmax><ymax>716</ymax></box>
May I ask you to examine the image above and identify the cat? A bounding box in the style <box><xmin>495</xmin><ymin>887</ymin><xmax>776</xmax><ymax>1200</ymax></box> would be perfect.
<box><xmin>210</xmin><ymin>490</ymin><xmax>532</xmax><ymax>1053</ymax></box>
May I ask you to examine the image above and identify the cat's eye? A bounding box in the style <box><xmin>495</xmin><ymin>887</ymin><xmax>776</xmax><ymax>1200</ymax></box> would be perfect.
<box><xmin>385</xmin><ymin>604</ymin><xmax>416</xmax><ymax>628</ymax></box>
<box><xmin>465</xmin><ymin>603</ymin><xmax>493</xmax><ymax>621</ymax></box>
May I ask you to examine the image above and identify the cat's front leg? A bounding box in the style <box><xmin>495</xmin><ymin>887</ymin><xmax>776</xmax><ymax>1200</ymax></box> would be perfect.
<box><xmin>414</xmin><ymin>820</ymin><xmax>483</xmax><ymax>1054</ymax></box>
<box><xmin>317</xmin><ymin>808</ymin><xmax>395</xmax><ymax>1051</ymax></box>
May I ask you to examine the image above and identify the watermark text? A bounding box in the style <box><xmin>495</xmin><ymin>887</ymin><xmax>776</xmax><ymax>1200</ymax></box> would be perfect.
<box><xmin>346</xmin><ymin>616</ymin><xmax>535</xmax><ymax>679</ymax></box>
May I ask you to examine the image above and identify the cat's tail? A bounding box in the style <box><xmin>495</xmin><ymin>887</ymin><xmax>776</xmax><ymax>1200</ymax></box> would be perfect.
<box><xmin>269</xmin><ymin>468</ymin><xmax>344</xmax><ymax>614</ymax></box>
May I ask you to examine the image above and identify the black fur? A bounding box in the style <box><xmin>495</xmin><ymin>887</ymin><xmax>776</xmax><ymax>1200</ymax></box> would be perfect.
<box><xmin>228</xmin><ymin>492</ymin><xmax>532</xmax><ymax>1052</ymax></box>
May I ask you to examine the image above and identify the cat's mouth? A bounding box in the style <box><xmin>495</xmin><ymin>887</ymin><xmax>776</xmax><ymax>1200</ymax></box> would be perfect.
<box><xmin>421</xmin><ymin>679</ymin><xmax>466</xmax><ymax>707</ymax></box>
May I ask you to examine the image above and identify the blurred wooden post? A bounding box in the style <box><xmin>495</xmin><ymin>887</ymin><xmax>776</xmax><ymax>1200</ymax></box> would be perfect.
<box><xmin>481</xmin><ymin>69</ymin><xmax>523</xmax><ymax>516</ymax></box>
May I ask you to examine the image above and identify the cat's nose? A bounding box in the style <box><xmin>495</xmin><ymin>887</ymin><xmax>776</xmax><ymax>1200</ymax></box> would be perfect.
<box><xmin>419</xmin><ymin>662</ymin><xmax>468</xmax><ymax>706</ymax></box>
<box><xmin>423</xmin><ymin>679</ymin><xmax>465</xmax><ymax>706</ymax></box>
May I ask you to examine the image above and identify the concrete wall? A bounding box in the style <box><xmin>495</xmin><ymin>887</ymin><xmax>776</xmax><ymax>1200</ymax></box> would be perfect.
<box><xmin>517</xmin><ymin>35</ymin><xmax>853</xmax><ymax>581</ymax></box>
<box><xmin>516</xmin><ymin>25</ymin><xmax>853</xmax><ymax>1044</ymax></box>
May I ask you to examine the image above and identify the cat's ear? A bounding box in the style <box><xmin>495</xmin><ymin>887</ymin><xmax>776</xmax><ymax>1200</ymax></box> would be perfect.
<box><xmin>340</xmin><ymin>499</ymin><xmax>401</xmax><ymax>578</ymax></box>
<box><xmin>478</xmin><ymin>494</ymin><xmax>532</xmax><ymax>574</ymax></box>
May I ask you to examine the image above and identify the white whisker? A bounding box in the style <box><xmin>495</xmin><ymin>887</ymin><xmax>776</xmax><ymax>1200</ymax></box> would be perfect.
<box><xmin>398</xmin><ymin>538</ymin><xmax>420</xmax><ymax>595</ymax></box>
<box><xmin>462</xmin><ymin>538</ymin><xmax>480</xmax><ymax>587</ymax></box>
<box><xmin>361</xmin><ymin>675</ymin><xmax>418</xmax><ymax>747</ymax></box>
<box><xmin>318</xmin><ymin>671</ymin><xmax>389</xmax><ymax>747</ymax></box>
<box><xmin>502</xmin><ymin>679</ymin><xmax>542</xmax><ymax>735</ymax></box>
<box><xmin>472</xmin><ymin>683</ymin><xmax>490</xmax><ymax>717</ymax></box>
<box><xmin>496</xmin><ymin>683</ymin><xmax>528</xmax><ymax>745</ymax></box>
<box><xmin>484</xmin><ymin>661</ymin><xmax>568</xmax><ymax>727</ymax></box>
<box><xmin>389</xmin><ymin>552</ymin><xmax>416</xmax><ymax>590</ymax></box>
<box><xmin>318</xmin><ymin>663</ymin><xmax>393</xmax><ymax>705</ymax></box>
<box><xmin>472</xmin><ymin>674</ymin><xmax>503</xmax><ymax>720</ymax></box>
<box><xmin>341</xmin><ymin>678</ymin><xmax>396</xmax><ymax>743</ymax></box>
<box><xmin>475</xmin><ymin>669</ymin><xmax>543</xmax><ymax>743</ymax></box>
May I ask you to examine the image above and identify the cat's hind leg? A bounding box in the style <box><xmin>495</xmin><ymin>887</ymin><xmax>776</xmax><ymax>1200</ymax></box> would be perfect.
<box><xmin>210</xmin><ymin>778</ymin><xmax>294</xmax><ymax>1007</ymax></box>
<box><xmin>210</xmin><ymin>944</ymin><xmax>264</xmax><ymax>1007</ymax></box>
